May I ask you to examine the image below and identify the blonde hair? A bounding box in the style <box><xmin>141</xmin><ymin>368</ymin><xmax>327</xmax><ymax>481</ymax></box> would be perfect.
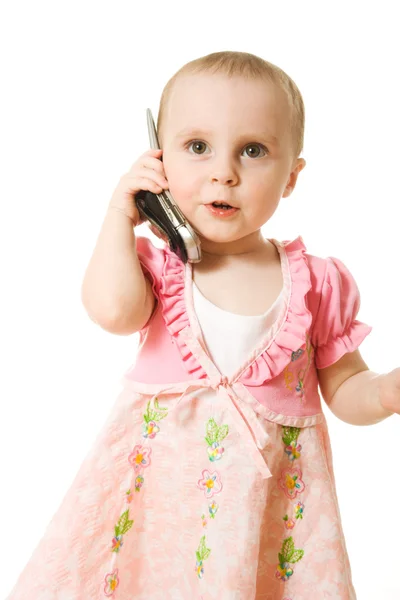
<box><xmin>157</xmin><ymin>50</ymin><xmax>305</xmax><ymax>159</ymax></box>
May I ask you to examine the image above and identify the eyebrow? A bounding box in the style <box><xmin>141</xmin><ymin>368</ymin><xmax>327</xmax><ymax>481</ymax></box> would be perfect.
<box><xmin>175</xmin><ymin>128</ymin><xmax>279</xmax><ymax>145</ymax></box>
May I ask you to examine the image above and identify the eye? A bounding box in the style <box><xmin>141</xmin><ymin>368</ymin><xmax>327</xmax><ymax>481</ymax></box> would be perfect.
<box><xmin>242</xmin><ymin>144</ymin><xmax>267</xmax><ymax>158</ymax></box>
<box><xmin>186</xmin><ymin>140</ymin><xmax>268</xmax><ymax>157</ymax></box>
<box><xmin>188</xmin><ymin>141</ymin><xmax>208</xmax><ymax>154</ymax></box>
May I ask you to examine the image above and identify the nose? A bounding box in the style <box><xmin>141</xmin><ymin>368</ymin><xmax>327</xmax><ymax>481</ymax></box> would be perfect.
<box><xmin>209</xmin><ymin>155</ymin><xmax>238</xmax><ymax>186</ymax></box>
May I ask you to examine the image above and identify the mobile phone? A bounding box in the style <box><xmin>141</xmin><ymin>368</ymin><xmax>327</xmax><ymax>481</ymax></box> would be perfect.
<box><xmin>135</xmin><ymin>109</ymin><xmax>202</xmax><ymax>264</ymax></box>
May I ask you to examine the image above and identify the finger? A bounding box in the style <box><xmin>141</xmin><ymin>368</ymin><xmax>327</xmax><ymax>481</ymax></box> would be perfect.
<box><xmin>135</xmin><ymin>169</ymin><xmax>168</xmax><ymax>190</ymax></box>
<box><xmin>128</xmin><ymin>148</ymin><xmax>162</xmax><ymax>172</ymax></box>
<box><xmin>131</xmin><ymin>176</ymin><xmax>165</xmax><ymax>195</ymax></box>
<box><xmin>140</xmin><ymin>156</ymin><xmax>167</xmax><ymax>177</ymax></box>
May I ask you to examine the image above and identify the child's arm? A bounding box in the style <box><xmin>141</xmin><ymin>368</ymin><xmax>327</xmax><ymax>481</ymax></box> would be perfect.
<box><xmin>81</xmin><ymin>208</ymin><xmax>155</xmax><ymax>335</ymax></box>
<box><xmin>317</xmin><ymin>349</ymin><xmax>398</xmax><ymax>425</ymax></box>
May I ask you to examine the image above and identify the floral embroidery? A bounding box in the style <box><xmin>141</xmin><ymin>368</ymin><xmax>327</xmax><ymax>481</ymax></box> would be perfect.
<box><xmin>195</xmin><ymin>418</ymin><xmax>228</xmax><ymax>579</ymax></box>
<box><xmin>142</xmin><ymin>398</ymin><xmax>168</xmax><ymax>438</ymax></box>
<box><xmin>283</xmin><ymin>515</ymin><xmax>296</xmax><ymax>530</ymax></box>
<box><xmin>282</xmin><ymin>426</ymin><xmax>302</xmax><ymax>461</ymax></box>
<box><xmin>295</xmin><ymin>333</ymin><xmax>313</xmax><ymax>399</ymax></box>
<box><xmin>279</xmin><ymin>466</ymin><xmax>306</xmax><ymax>500</ymax></box>
<box><xmin>283</xmin><ymin>364</ymin><xmax>295</xmax><ymax>391</ymax></box>
<box><xmin>104</xmin><ymin>568</ymin><xmax>120</xmax><ymax>596</ymax></box>
<box><xmin>276</xmin><ymin>425</ymin><xmax>305</xmax><ymax>582</ymax></box>
<box><xmin>205</xmin><ymin>417</ymin><xmax>229</xmax><ymax>461</ymax></box>
<box><xmin>198</xmin><ymin>469</ymin><xmax>223</xmax><ymax>498</ymax></box>
<box><xmin>103</xmin><ymin>398</ymin><xmax>169</xmax><ymax>594</ymax></box>
<box><xmin>135</xmin><ymin>474</ymin><xmax>144</xmax><ymax>492</ymax></box>
<box><xmin>283</xmin><ymin>332</ymin><xmax>314</xmax><ymax>398</ymax></box>
<box><xmin>295</xmin><ymin>501</ymin><xmax>304</xmax><ymax>519</ymax></box>
<box><xmin>195</xmin><ymin>535</ymin><xmax>211</xmax><ymax>579</ymax></box>
<box><xmin>142</xmin><ymin>420</ymin><xmax>160</xmax><ymax>439</ymax></box>
<box><xmin>283</xmin><ymin>500</ymin><xmax>305</xmax><ymax>529</ymax></box>
<box><xmin>209</xmin><ymin>501</ymin><xmax>219</xmax><ymax>519</ymax></box>
<box><xmin>275</xmin><ymin>536</ymin><xmax>304</xmax><ymax>581</ymax></box>
<box><xmin>111</xmin><ymin>509</ymin><xmax>134</xmax><ymax>553</ymax></box>
<box><xmin>284</xmin><ymin>440</ymin><xmax>302</xmax><ymax>461</ymax></box>
<box><xmin>207</xmin><ymin>441</ymin><xmax>225</xmax><ymax>461</ymax></box>
<box><xmin>128</xmin><ymin>445</ymin><xmax>152</xmax><ymax>473</ymax></box>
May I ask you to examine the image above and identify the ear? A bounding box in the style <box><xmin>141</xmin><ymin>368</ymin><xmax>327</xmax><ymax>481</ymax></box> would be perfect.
<box><xmin>282</xmin><ymin>158</ymin><xmax>306</xmax><ymax>198</ymax></box>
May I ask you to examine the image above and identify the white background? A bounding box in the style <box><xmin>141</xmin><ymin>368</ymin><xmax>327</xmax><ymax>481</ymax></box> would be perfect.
<box><xmin>1</xmin><ymin>1</ymin><xmax>399</xmax><ymax>598</ymax></box>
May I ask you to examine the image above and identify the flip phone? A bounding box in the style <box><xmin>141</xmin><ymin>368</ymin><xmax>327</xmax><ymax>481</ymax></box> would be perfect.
<box><xmin>135</xmin><ymin>109</ymin><xmax>202</xmax><ymax>263</ymax></box>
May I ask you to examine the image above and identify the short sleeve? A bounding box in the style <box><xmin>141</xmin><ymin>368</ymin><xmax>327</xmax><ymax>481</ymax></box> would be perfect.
<box><xmin>311</xmin><ymin>256</ymin><xmax>373</xmax><ymax>369</ymax></box>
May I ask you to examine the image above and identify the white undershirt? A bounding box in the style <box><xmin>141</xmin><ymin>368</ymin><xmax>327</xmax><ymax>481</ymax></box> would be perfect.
<box><xmin>192</xmin><ymin>281</ymin><xmax>286</xmax><ymax>379</ymax></box>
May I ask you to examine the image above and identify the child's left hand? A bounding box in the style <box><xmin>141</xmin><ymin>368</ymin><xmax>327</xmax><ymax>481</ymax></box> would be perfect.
<box><xmin>379</xmin><ymin>367</ymin><xmax>400</xmax><ymax>415</ymax></box>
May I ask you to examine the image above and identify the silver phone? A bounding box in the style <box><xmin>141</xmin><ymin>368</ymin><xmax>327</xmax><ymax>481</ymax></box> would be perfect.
<box><xmin>135</xmin><ymin>109</ymin><xmax>202</xmax><ymax>264</ymax></box>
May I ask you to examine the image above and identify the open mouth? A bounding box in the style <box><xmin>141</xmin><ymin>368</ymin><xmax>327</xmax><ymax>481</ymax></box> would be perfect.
<box><xmin>210</xmin><ymin>201</ymin><xmax>234</xmax><ymax>210</ymax></box>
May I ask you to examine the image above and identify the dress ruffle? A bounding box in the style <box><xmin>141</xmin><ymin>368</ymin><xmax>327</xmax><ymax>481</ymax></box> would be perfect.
<box><xmin>158</xmin><ymin>236</ymin><xmax>313</xmax><ymax>386</ymax></box>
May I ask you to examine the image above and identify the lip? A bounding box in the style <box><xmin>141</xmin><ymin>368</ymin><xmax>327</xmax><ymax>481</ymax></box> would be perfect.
<box><xmin>206</xmin><ymin>201</ymin><xmax>237</xmax><ymax>208</ymax></box>
<box><xmin>205</xmin><ymin>204</ymin><xmax>239</xmax><ymax>218</ymax></box>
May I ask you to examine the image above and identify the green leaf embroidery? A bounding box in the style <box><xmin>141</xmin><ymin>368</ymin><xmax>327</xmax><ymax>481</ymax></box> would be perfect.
<box><xmin>290</xmin><ymin>549</ymin><xmax>304</xmax><ymax>563</ymax></box>
<box><xmin>197</xmin><ymin>535</ymin><xmax>211</xmax><ymax>561</ymax></box>
<box><xmin>282</xmin><ymin>536</ymin><xmax>295</xmax><ymax>561</ymax></box>
<box><xmin>205</xmin><ymin>417</ymin><xmax>229</xmax><ymax>446</ymax></box>
<box><xmin>279</xmin><ymin>536</ymin><xmax>304</xmax><ymax>565</ymax></box>
<box><xmin>114</xmin><ymin>509</ymin><xmax>134</xmax><ymax>537</ymax></box>
<box><xmin>202</xmin><ymin>548</ymin><xmax>211</xmax><ymax>561</ymax></box>
<box><xmin>206</xmin><ymin>418</ymin><xmax>218</xmax><ymax>442</ymax></box>
<box><xmin>143</xmin><ymin>398</ymin><xmax>168</xmax><ymax>425</ymax></box>
<box><xmin>282</xmin><ymin>426</ymin><xmax>301</xmax><ymax>447</ymax></box>
<box><xmin>216</xmin><ymin>424</ymin><xmax>229</xmax><ymax>442</ymax></box>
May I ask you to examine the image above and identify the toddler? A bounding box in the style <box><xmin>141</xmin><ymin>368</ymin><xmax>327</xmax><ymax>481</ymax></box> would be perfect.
<box><xmin>7</xmin><ymin>50</ymin><xmax>400</xmax><ymax>600</ymax></box>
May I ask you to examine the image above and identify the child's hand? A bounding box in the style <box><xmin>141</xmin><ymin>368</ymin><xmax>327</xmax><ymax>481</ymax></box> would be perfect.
<box><xmin>108</xmin><ymin>148</ymin><xmax>169</xmax><ymax>227</ymax></box>
<box><xmin>379</xmin><ymin>367</ymin><xmax>400</xmax><ymax>415</ymax></box>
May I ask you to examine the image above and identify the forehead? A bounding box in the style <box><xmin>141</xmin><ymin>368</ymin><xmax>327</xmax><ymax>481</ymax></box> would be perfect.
<box><xmin>164</xmin><ymin>73</ymin><xmax>290</xmax><ymax>140</ymax></box>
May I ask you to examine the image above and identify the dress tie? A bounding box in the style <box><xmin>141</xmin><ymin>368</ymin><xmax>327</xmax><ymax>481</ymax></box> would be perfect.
<box><xmin>122</xmin><ymin>325</ymin><xmax>272</xmax><ymax>480</ymax></box>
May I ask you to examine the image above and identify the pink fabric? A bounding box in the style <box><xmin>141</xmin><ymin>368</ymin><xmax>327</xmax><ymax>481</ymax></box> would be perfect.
<box><xmin>6</xmin><ymin>233</ymin><xmax>373</xmax><ymax>600</ymax></box>
<box><xmin>309</xmin><ymin>256</ymin><xmax>372</xmax><ymax>369</ymax></box>
<box><xmin>128</xmin><ymin>235</ymin><xmax>372</xmax><ymax>418</ymax></box>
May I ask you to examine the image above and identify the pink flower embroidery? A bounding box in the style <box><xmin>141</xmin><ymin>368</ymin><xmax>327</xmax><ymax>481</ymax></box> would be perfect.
<box><xmin>209</xmin><ymin>501</ymin><xmax>219</xmax><ymax>519</ymax></box>
<box><xmin>283</xmin><ymin>516</ymin><xmax>296</xmax><ymax>530</ymax></box>
<box><xmin>111</xmin><ymin>534</ymin><xmax>123</xmax><ymax>553</ymax></box>
<box><xmin>104</xmin><ymin>567</ymin><xmax>120</xmax><ymax>596</ymax></box>
<box><xmin>275</xmin><ymin>562</ymin><xmax>294</xmax><ymax>581</ymax></box>
<box><xmin>142</xmin><ymin>420</ymin><xmax>160</xmax><ymax>439</ymax></box>
<box><xmin>295</xmin><ymin>501</ymin><xmax>305</xmax><ymax>519</ymax></box>
<box><xmin>207</xmin><ymin>441</ymin><xmax>225</xmax><ymax>461</ymax></box>
<box><xmin>128</xmin><ymin>445</ymin><xmax>152</xmax><ymax>473</ymax></box>
<box><xmin>135</xmin><ymin>474</ymin><xmax>144</xmax><ymax>492</ymax></box>
<box><xmin>284</xmin><ymin>440</ymin><xmax>302</xmax><ymax>461</ymax></box>
<box><xmin>278</xmin><ymin>467</ymin><xmax>305</xmax><ymax>500</ymax></box>
<box><xmin>197</xmin><ymin>469</ymin><xmax>223</xmax><ymax>498</ymax></box>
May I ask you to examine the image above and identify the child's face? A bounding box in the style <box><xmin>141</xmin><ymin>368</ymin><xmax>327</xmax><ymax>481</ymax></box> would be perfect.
<box><xmin>160</xmin><ymin>73</ymin><xmax>305</xmax><ymax>253</ymax></box>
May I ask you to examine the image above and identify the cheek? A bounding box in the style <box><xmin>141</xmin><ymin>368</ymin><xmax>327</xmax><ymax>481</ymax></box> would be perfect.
<box><xmin>168</xmin><ymin>168</ymin><xmax>199</xmax><ymax>205</ymax></box>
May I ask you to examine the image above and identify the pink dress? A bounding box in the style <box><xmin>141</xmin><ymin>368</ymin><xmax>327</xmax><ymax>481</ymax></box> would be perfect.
<box><xmin>7</xmin><ymin>235</ymin><xmax>373</xmax><ymax>600</ymax></box>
